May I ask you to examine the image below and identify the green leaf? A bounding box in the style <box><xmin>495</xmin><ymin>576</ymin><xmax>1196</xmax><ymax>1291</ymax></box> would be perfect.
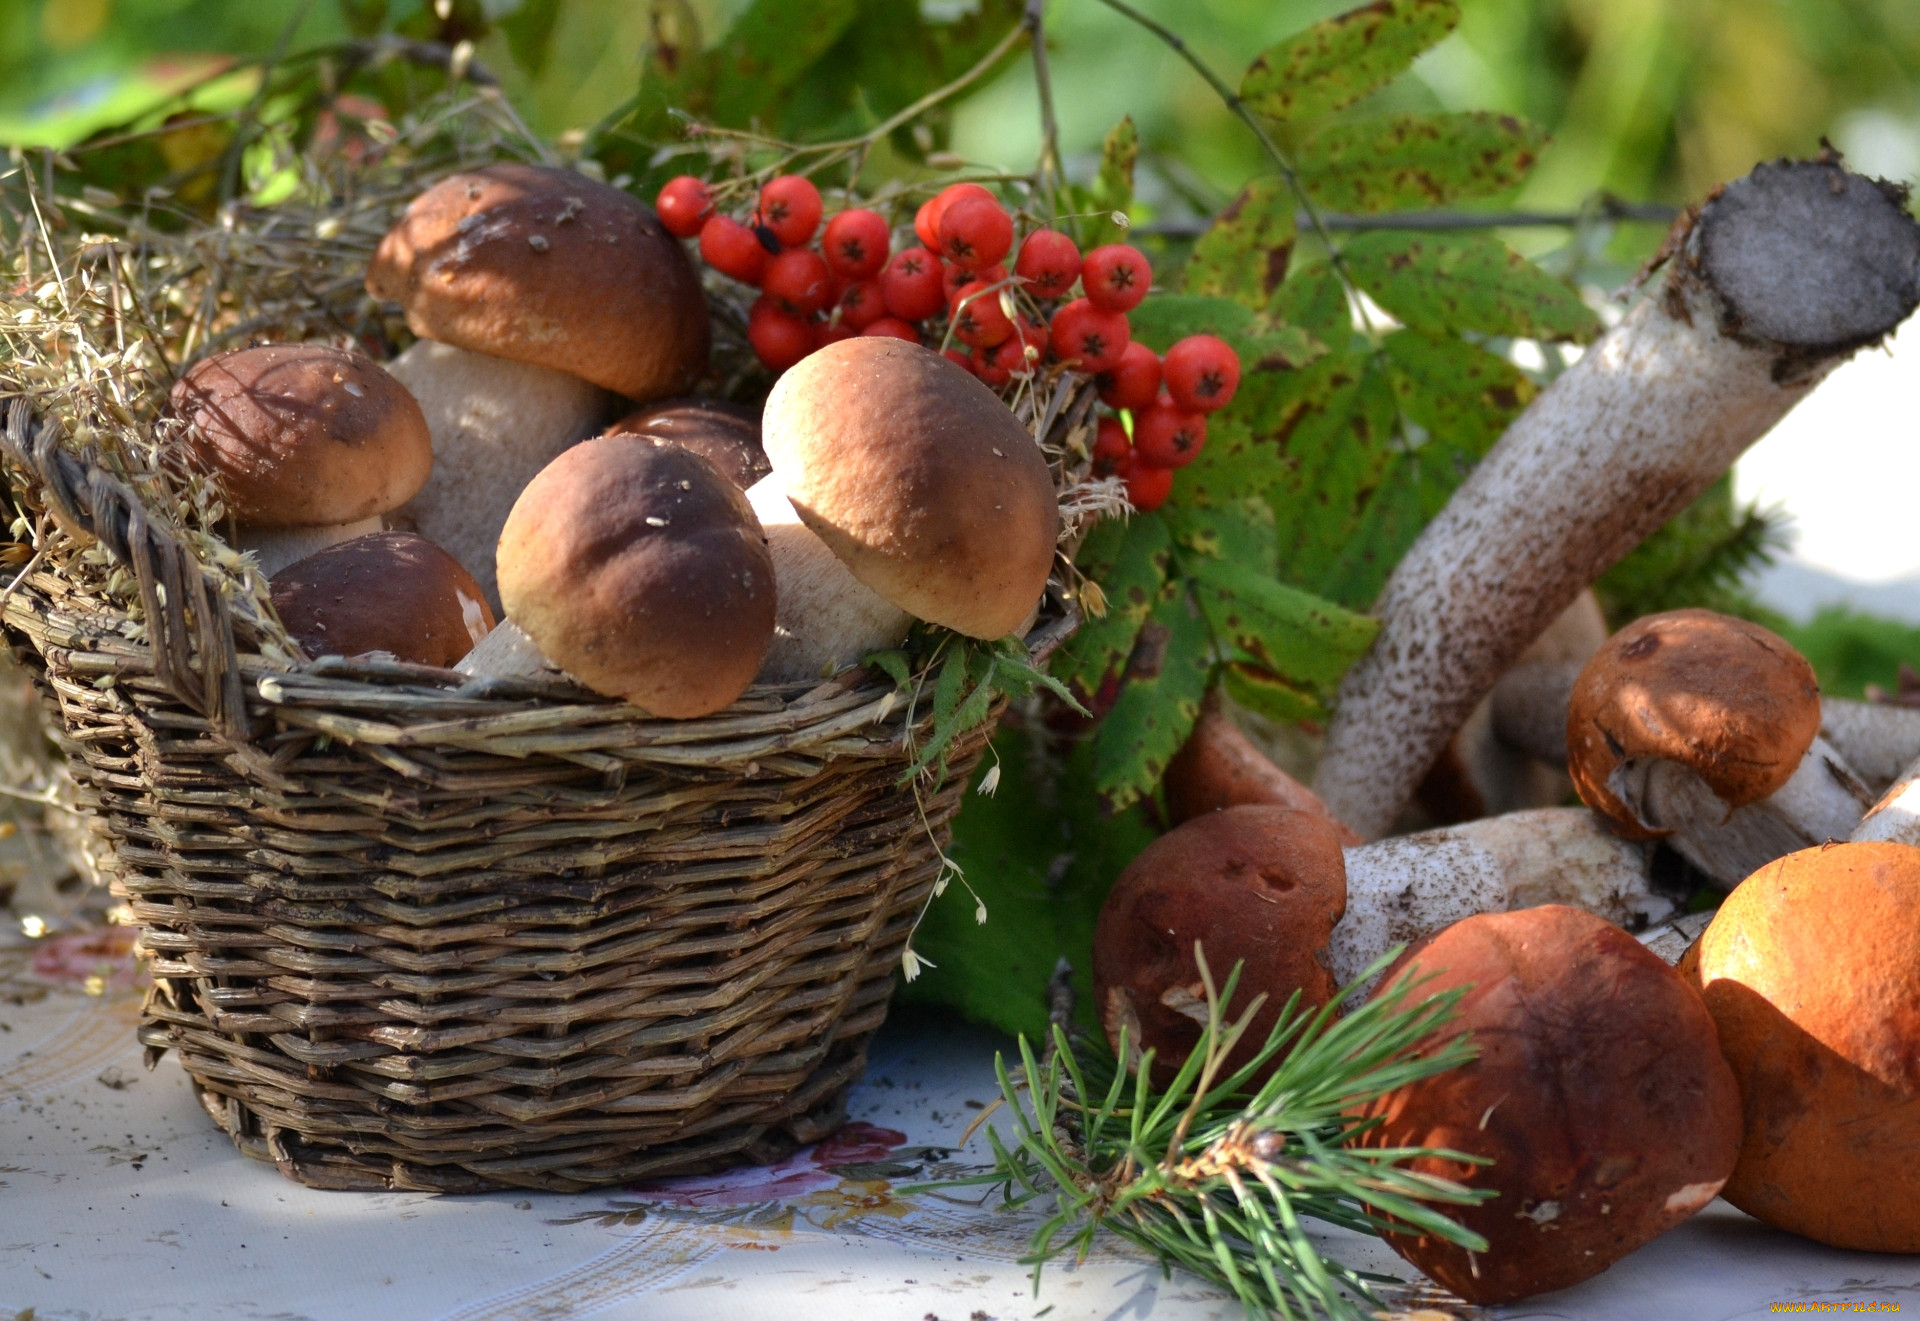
<box><xmin>1164</xmin><ymin>499</ymin><xmax>1279</xmax><ymax>574</ymax></box>
<box><xmin>1222</xmin><ymin>662</ymin><xmax>1324</xmax><ymax>724</ymax></box>
<box><xmin>1175</xmin><ymin>408</ymin><xmax>1293</xmax><ymax>509</ymax></box>
<box><xmin>499</xmin><ymin>0</ymin><xmax>564</xmax><ymax>78</ymax></box>
<box><xmin>1382</xmin><ymin>328</ymin><xmax>1536</xmax><ymax>456</ymax></box>
<box><xmin>1183</xmin><ymin>554</ymin><xmax>1379</xmax><ymax>698</ymax></box>
<box><xmin>1298</xmin><ymin>112</ymin><xmax>1550</xmax><ymax>213</ymax></box>
<box><xmin>1341</xmin><ymin>231</ymin><xmax>1602</xmax><ymax>342</ymax></box>
<box><xmin>704</xmin><ymin>0</ymin><xmax>864</xmax><ymax>127</ymax></box>
<box><xmin>1055</xmin><ymin>513</ymin><xmax>1173</xmax><ymax>704</ymax></box>
<box><xmin>1184</xmin><ymin>177</ymin><xmax>1296</xmax><ymax>308</ymax></box>
<box><xmin>1240</xmin><ymin>0</ymin><xmax>1461</xmax><ymax>123</ymax></box>
<box><xmin>1092</xmin><ymin>587</ymin><xmax>1212</xmax><ymax>813</ymax></box>
<box><xmin>1270</xmin><ymin>261</ymin><xmax>1352</xmax><ymax>343</ymax></box>
<box><xmin>1081</xmin><ymin>115</ymin><xmax>1139</xmax><ymax>249</ymax></box>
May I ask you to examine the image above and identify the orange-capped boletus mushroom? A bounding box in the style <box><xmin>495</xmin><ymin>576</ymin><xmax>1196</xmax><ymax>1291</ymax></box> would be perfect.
<box><xmin>1353</xmin><ymin>905</ymin><xmax>1741</xmax><ymax>1305</ymax></box>
<box><xmin>1164</xmin><ymin>691</ymin><xmax>1362</xmax><ymax>844</ymax></box>
<box><xmin>489</xmin><ymin>436</ymin><xmax>774</xmax><ymax>717</ymax></box>
<box><xmin>605</xmin><ymin>397</ymin><xmax>769</xmax><ymax>493</ymax></box>
<box><xmin>372</xmin><ymin>163</ymin><xmax>710</xmax><ymax>612</ymax></box>
<box><xmin>169</xmin><ymin>343</ymin><xmax>432</xmax><ymax>576</ymax></box>
<box><xmin>752</xmin><ymin>337</ymin><xmax>1058</xmax><ymax>680</ymax></box>
<box><xmin>1683</xmin><ymin>841</ymin><xmax>1920</xmax><ymax>1253</ymax></box>
<box><xmin>1092</xmin><ymin>805</ymin><xmax>1347</xmax><ymax>1086</ymax></box>
<box><xmin>271</xmin><ymin>531</ymin><xmax>494</xmax><ymax>669</ymax></box>
<box><xmin>1567</xmin><ymin>609</ymin><xmax>1870</xmax><ymax>885</ymax></box>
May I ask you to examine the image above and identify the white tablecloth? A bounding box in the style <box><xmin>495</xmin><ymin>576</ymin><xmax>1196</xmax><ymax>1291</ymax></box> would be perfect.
<box><xmin>3</xmin><ymin>931</ymin><xmax>1916</xmax><ymax>1321</ymax></box>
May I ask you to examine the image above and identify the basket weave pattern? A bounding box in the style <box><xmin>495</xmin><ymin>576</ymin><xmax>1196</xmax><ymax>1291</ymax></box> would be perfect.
<box><xmin>0</xmin><ymin>391</ymin><xmax>1083</xmax><ymax>1192</ymax></box>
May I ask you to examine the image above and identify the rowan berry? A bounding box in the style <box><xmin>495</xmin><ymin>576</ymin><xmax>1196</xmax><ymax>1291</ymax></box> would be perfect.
<box><xmin>1048</xmin><ymin>297</ymin><xmax>1130</xmax><ymax>374</ymax></box>
<box><xmin>814</xmin><ymin>319</ymin><xmax>855</xmax><ymax>349</ymax></box>
<box><xmin>938</xmin><ymin>194</ymin><xmax>1014</xmax><ymax>271</ymax></box>
<box><xmin>1014</xmin><ymin>228</ymin><xmax>1081</xmax><ymax>298</ymax></box>
<box><xmin>836</xmin><ymin>279</ymin><xmax>887</xmax><ymax>330</ymax></box>
<box><xmin>1091</xmin><ymin>416</ymin><xmax>1132</xmax><ymax>476</ymax></box>
<box><xmin>747</xmin><ymin>298</ymin><xmax>814</xmax><ymax>372</ymax></box>
<box><xmin>1082</xmin><ymin>244</ymin><xmax>1152</xmax><ymax>313</ymax></box>
<box><xmin>860</xmin><ymin>317</ymin><xmax>922</xmax><ymax>343</ymax></box>
<box><xmin>915</xmin><ymin>182</ymin><xmax>995</xmax><ymax>250</ymax></box>
<box><xmin>756</xmin><ymin>175</ymin><xmax>822</xmax><ymax>248</ymax></box>
<box><xmin>949</xmin><ymin>280</ymin><xmax>1014</xmax><ymax>349</ymax></box>
<box><xmin>1133</xmin><ymin>394</ymin><xmax>1207</xmax><ymax>468</ymax></box>
<box><xmin>762</xmin><ymin>248</ymin><xmax>834</xmax><ymax>316</ymax></box>
<box><xmin>699</xmin><ymin>214</ymin><xmax>768</xmax><ymax>285</ymax></box>
<box><xmin>655</xmin><ymin>175</ymin><xmax>712</xmax><ymax>238</ymax></box>
<box><xmin>1097</xmin><ymin>340</ymin><xmax>1163</xmax><ymax>412</ymax></box>
<box><xmin>822</xmin><ymin>208</ymin><xmax>890</xmax><ymax>281</ymax></box>
<box><xmin>880</xmin><ymin>247</ymin><xmax>945</xmax><ymax>321</ymax></box>
<box><xmin>1162</xmin><ymin>334</ymin><xmax>1241</xmax><ymax>413</ymax></box>
<box><xmin>1125</xmin><ymin>457</ymin><xmax>1175</xmax><ymax>512</ymax></box>
<box><xmin>944</xmin><ymin>261</ymin><xmax>1005</xmax><ymax>303</ymax></box>
<box><xmin>973</xmin><ymin>343</ymin><xmax>1013</xmax><ymax>387</ymax></box>
<box><xmin>987</xmin><ymin>332</ymin><xmax>1036</xmax><ymax>380</ymax></box>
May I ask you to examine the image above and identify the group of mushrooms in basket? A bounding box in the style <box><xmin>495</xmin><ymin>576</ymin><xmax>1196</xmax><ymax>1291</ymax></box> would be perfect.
<box><xmin>172</xmin><ymin>161</ymin><xmax>1238</xmax><ymax>711</ymax></box>
<box><xmin>158</xmin><ymin>157</ymin><xmax>1920</xmax><ymax>1305</ymax></box>
<box><xmin>1098</xmin><ymin>602</ymin><xmax>1920</xmax><ymax>1304</ymax></box>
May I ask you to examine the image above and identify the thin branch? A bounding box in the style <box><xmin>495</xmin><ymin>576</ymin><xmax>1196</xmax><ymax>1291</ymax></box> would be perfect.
<box><xmin>1026</xmin><ymin>0</ymin><xmax>1064</xmax><ymax>220</ymax></box>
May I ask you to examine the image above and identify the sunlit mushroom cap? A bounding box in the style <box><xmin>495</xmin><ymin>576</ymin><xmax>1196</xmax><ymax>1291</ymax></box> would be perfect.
<box><xmin>271</xmin><ymin>531</ymin><xmax>494</xmax><ymax>668</ymax></box>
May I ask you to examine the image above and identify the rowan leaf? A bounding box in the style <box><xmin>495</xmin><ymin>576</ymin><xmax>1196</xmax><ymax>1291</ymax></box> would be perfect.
<box><xmin>705</xmin><ymin>0</ymin><xmax>865</xmax><ymax>126</ymax></box>
<box><xmin>1240</xmin><ymin>0</ymin><xmax>1461</xmax><ymax>124</ymax></box>
<box><xmin>1081</xmin><ymin>115</ymin><xmax>1139</xmax><ymax>249</ymax></box>
<box><xmin>1183</xmin><ymin>553</ymin><xmax>1379</xmax><ymax>696</ymax></box>
<box><xmin>1175</xmin><ymin>409</ymin><xmax>1291</xmax><ymax>509</ymax></box>
<box><xmin>1222</xmin><ymin>662</ymin><xmax>1324</xmax><ymax>724</ymax></box>
<box><xmin>1055</xmin><ymin>513</ymin><xmax>1173</xmax><ymax>704</ymax></box>
<box><xmin>1164</xmin><ymin>499</ymin><xmax>1279</xmax><ymax>574</ymax></box>
<box><xmin>1270</xmin><ymin>261</ymin><xmax>1353</xmax><ymax>343</ymax></box>
<box><xmin>1382</xmin><ymin>328</ymin><xmax>1536</xmax><ymax>456</ymax></box>
<box><xmin>1128</xmin><ymin>296</ymin><xmax>1324</xmax><ymax>370</ymax></box>
<box><xmin>1092</xmin><ymin>587</ymin><xmax>1212</xmax><ymax>813</ymax></box>
<box><xmin>1298</xmin><ymin>112</ymin><xmax>1550</xmax><ymax>213</ymax></box>
<box><xmin>1184</xmin><ymin>177</ymin><xmax>1297</xmax><ymax>308</ymax></box>
<box><xmin>1341</xmin><ymin>231</ymin><xmax>1601</xmax><ymax>342</ymax></box>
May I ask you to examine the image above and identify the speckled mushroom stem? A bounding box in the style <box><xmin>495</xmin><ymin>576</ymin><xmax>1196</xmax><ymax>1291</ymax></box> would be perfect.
<box><xmin>1326</xmin><ymin>806</ymin><xmax>1669</xmax><ymax>996</ymax></box>
<box><xmin>1313</xmin><ymin>158</ymin><xmax>1920</xmax><ymax>840</ymax></box>
<box><xmin>1852</xmin><ymin>752</ymin><xmax>1920</xmax><ymax>845</ymax></box>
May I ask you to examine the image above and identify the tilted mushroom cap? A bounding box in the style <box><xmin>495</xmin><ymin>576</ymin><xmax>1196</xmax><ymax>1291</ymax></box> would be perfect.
<box><xmin>367</xmin><ymin>162</ymin><xmax>709</xmax><ymax>402</ymax></box>
<box><xmin>760</xmin><ymin>338</ymin><xmax>1058</xmax><ymax>639</ymax></box>
<box><xmin>605</xmin><ymin>396</ymin><xmax>769</xmax><ymax>491</ymax></box>
<box><xmin>1567</xmin><ymin>608</ymin><xmax>1821</xmax><ymax>838</ymax></box>
<box><xmin>271</xmin><ymin>531</ymin><xmax>495</xmax><ymax>669</ymax></box>
<box><xmin>168</xmin><ymin>343</ymin><xmax>431</xmax><ymax>527</ymax></box>
<box><xmin>496</xmin><ymin>436</ymin><xmax>775</xmax><ymax>717</ymax></box>
<box><xmin>1092</xmin><ymin>805</ymin><xmax>1347</xmax><ymax>1086</ymax></box>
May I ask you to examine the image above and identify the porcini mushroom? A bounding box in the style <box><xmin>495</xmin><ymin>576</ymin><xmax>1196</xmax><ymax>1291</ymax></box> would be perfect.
<box><xmin>1566</xmin><ymin>610</ymin><xmax>1871</xmax><ymax>886</ymax></box>
<box><xmin>1093</xmin><ymin>805</ymin><xmax>1347</xmax><ymax>1084</ymax></box>
<box><xmin>271</xmin><ymin>531</ymin><xmax>494</xmax><ymax>668</ymax></box>
<box><xmin>752</xmin><ymin>337</ymin><xmax>1060</xmax><ymax>678</ymax></box>
<box><xmin>490</xmin><ymin>436</ymin><xmax>774</xmax><ymax>717</ymax></box>
<box><xmin>1354</xmin><ymin>905</ymin><xmax>1742</xmax><ymax>1305</ymax></box>
<box><xmin>1684</xmin><ymin>841</ymin><xmax>1920</xmax><ymax>1252</ymax></box>
<box><xmin>1315</xmin><ymin>157</ymin><xmax>1920</xmax><ymax>839</ymax></box>
<box><xmin>168</xmin><ymin>343</ymin><xmax>432</xmax><ymax>576</ymax></box>
<box><xmin>605</xmin><ymin>396</ymin><xmax>769</xmax><ymax>492</ymax></box>
<box><xmin>369</xmin><ymin>162</ymin><xmax>710</xmax><ymax>610</ymax></box>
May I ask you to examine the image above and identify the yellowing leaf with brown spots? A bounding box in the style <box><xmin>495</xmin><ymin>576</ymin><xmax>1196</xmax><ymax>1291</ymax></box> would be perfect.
<box><xmin>1240</xmin><ymin>0</ymin><xmax>1460</xmax><ymax>124</ymax></box>
<box><xmin>1298</xmin><ymin>112</ymin><xmax>1550</xmax><ymax>213</ymax></box>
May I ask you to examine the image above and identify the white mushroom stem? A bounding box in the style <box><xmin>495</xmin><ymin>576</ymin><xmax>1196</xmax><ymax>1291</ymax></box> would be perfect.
<box><xmin>746</xmin><ymin>473</ymin><xmax>911</xmax><ymax>685</ymax></box>
<box><xmin>1313</xmin><ymin>160</ymin><xmax>1920</xmax><ymax>840</ymax></box>
<box><xmin>385</xmin><ymin>340</ymin><xmax>617</xmax><ymax>614</ymax></box>
<box><xmin>1327</xmin><ymin>806</ymin><xmax>1670</xmax><ymax>995</ymax></box>
<box><xmin>453</xmin><ymin>618</ymin><xmax>559</xmax><ymax>682</ymax></box>
<box><xmin>1852</xmin><ymin>751</ymin><xmax>1920</xmax><ymax>845</ymax></box>
<box><xmin>240</xmin><ymin>517</ymin><xmax>384</xmax><ymax>578</ymax></box>
<box><xmin>1635</xmin><ymin>909</ymin><xmax>1715</xmax><ymax>967</ymax></box>
<box><xmin>1818</xmin><ymin>698</ymin><xmax>1920</xmax><ymax>791</ymax></box>
<box><xmin>1607</xmin><ymin>734</ymin><xmax>1871</xmax><ymax>887</ymax></box>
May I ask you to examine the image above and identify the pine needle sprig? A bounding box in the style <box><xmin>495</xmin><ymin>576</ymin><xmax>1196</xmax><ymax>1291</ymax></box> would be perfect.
<box><xmin>939</xmin><ymin>950</ymin><xmax>1491</xmax><ymax>1321</ymax></box>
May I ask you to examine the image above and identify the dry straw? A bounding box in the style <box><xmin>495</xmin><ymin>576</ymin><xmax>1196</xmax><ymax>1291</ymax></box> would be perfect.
<box><xmin>0</xmin><ymin>93</ymin><xmax>1099</xmax><ymax>1191</ymax></box>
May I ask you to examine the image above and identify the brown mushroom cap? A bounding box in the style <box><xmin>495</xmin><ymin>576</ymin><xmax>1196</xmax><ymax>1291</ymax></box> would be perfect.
<box><xmin>760</xmin><ymin>338</ymin><xmax>1059</xmax><ymax>639</ymax></box>
<box><xmin>1567</xmin><ymin>608</ymin><xmax>1821</xmax><ymax>839</ymax></box>
<box><xmin>169</xmin><ymin>344</ymin><xmax>432</xmax><ymax>527</ymax></box>
<box><xmin>1092</xmin><ymin>805</ymin><xmax>1347</xmax><ymax>1086</ymax></box>
<box><xmin>605</xmin><ymin>396</ymin><xmax>768</xmax><ymax>491</ymax></box>
<box><xmin>496</xmin><ymin>436</ymin><xmax>774</xmax><ymax>717</ymax></box>
<box><xmin>271</xmin><ymin>531</ymin><xmax>495</xmax><ymax>668</ymax></box>
<box><xmin>1354</xmin><ymin>905</ymin><xmax>1742</xmax><ymax>1305</ymax></box>
<box><xmin>1685</xmin><ymin>841</ymin><xmax>1920</xmax><ymax>1252</ymax></box>
<box><xmin>367</xmin><ymin>162</ymin><xmax>709</xmax><ymax>402</ymax></box>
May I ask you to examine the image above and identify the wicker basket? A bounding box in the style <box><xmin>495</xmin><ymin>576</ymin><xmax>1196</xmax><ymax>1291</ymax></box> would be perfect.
<box><xmin>0</xmin><ymin>391</ymin><xmax>1088</xmax><ymax>1191</ymax></box>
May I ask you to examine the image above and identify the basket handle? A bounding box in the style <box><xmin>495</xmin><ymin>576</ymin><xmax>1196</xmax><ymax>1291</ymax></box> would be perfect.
<box><xmin>2</xmin><ymin>398</ymin><xmax>253</xmax><ymax>739</ymax></box>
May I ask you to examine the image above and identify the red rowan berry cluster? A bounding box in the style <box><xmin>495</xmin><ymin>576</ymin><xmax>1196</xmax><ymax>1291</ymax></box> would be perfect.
<box><xmin>657</xmin><ymin>173</ymin><xmax>1241</xmax><ymax>513</ymax></box>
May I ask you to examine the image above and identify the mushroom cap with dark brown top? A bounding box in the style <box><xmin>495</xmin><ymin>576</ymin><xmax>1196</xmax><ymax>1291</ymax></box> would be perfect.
<box><xmin>760</xmin><ymin>338</ymin><xmax>1059</xmax><ymax>640</ymax></box>
<box><xmin>367</xmin><ymin>162</ymin><xmax>709</xmax><ymax>402</ymax></box>
<box><xmin>1092</xmin><ymin>805</ymin><xmax>1347</xmax><ymax>1087</ymax></box>
<box><xmin>1353</xmin><ymin>905</ymin><xmax>1742</xmax><ymax>1305</ymax></box>
<box><xmin>1684</xmin><ymin>841</ymin><xmax>1920</xmax><ymax>1252</ymax></box>
<box><xmin>1567</xmin><ymin>608</ymin><xmax>1821</xmax><ymax>839</ymax></box>
<box><xmin>496</xmin><ymin>436</ymin><xmax>775</xmax><ymax>718</ymax></box>
<box><xmin>169</xmin><ymin>343</ymin><xmax>432</xmax><ymax>527</ymax></box>
<box><xmin>271</xmin><ymin>531</ymin><xmax>495</xmax><ymax>669</ymax></box>
<box><xmin>605</xmin><ymin>396</ymin><xmax>768</xmax><ymax>491</ymax></box>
